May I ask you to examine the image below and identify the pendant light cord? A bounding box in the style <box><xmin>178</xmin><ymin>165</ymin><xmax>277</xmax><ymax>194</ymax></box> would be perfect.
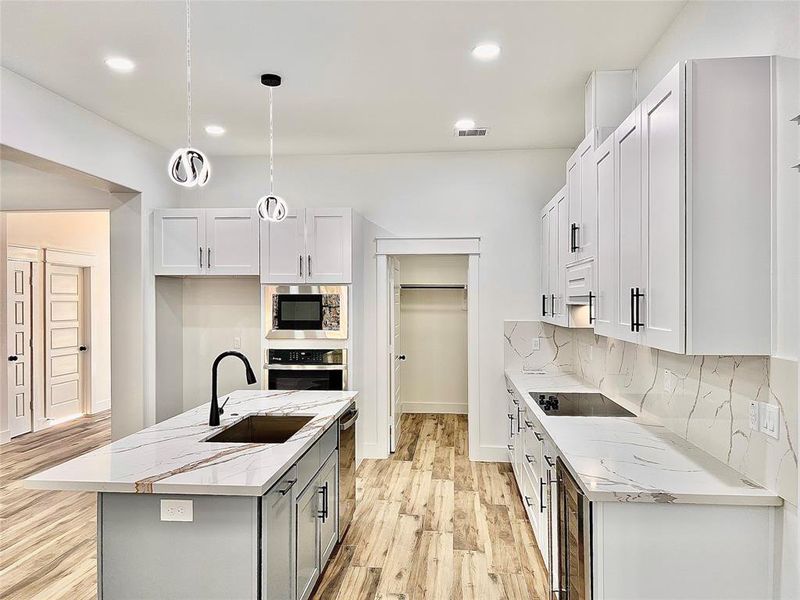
<box><xmin>269</xmin><ymin>86</ymin><xmax>274</xmax><ymax>195</ymax></box>
<box><xmin>185</xmin><ymin>0</ymin><xmax>192</xmax><ymax>147</ymax></box>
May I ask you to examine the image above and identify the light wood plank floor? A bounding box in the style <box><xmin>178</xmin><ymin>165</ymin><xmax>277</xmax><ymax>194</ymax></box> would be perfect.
<box><xmin>0</xmin><ymin>412</ymin><xmax>549</xmax><ymax>600</ymax></box>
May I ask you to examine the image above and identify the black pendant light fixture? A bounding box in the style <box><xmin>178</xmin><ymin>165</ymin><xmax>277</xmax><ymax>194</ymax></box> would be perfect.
<box><xmin>256</xmin><ymin>73</ymin><xmax>288</xmax><ymax>222</ymax></box>
<box><xmin>168</xmin><ymin>0</ymin><xmax>210</xmax><ymax>188</ymax></box>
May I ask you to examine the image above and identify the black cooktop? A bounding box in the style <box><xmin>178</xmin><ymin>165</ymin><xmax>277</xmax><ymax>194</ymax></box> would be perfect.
<box><xmin>528</xmin><ymin>392</ymin><xmax>636</xmax><ymax>417</ymax></box>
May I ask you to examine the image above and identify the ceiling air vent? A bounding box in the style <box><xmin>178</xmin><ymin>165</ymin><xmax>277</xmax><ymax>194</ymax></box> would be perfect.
<box><xmin>455</xmin><ymin>127</ymin><xmax>488</xmax><ymax>137</ymax></box>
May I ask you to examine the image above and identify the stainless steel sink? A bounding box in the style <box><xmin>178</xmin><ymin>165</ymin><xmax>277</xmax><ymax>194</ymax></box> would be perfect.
<box><xmin>205</xmin><ymin>415</ymin><xmax>313</xmax><ymax>444</ymax></box>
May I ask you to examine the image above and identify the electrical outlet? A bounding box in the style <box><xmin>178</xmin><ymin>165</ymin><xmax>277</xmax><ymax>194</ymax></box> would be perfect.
<box><xmin>531</xmin><ymin>338</ymin><xmax>540</xmax><ymax>351</ymax></box>
<box><xmin>663</xmin><ymin>369</ymin><xmax>677</xmax><ymax>393</ymax></box>
<box><xmin>748</xmin><ymin>401</ymin><xmax>760</xmax><ymax>431</ymax></box>
<box><xmin>233</xmin><ymin>336</ymin><xmax>242</xmax><ymax>350</ymax></box>
<box><xmin>759</xmin><ymin>403</ymin><xmax>780</xmax><ymax>440</ymax></box>
<box><xmin>161</xmin><ymin>499</ymin><xmax>193</xmax><ymax>522</ymax></box>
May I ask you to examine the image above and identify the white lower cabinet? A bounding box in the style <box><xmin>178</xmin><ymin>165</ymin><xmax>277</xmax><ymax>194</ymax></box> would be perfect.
<box><xmin>318</xmin><ymin>451</ymin><xmax>339</xmax><ymax>567</ymax></box>
<box><xmin>263</xmin><ymin>467</ymin><xmax>297</xmax><ymax>600</ymax></box>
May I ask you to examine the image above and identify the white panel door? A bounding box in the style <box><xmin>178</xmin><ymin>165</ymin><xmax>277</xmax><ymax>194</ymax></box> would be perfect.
<box><xmin>594</xmin><ymin>136</ymin><xmax>617</xmax><ymax>338</ymax></box>
<box><xmin>260</xmin><ymin>210</ymin><xmax>306</xmax><ymax>284</ymax></box>
<box><xmin>540</xmin><ymin>207</ymin><xmax>550</xmax><ymax>320</ymax></box>
<box><xmin>305</xmin><ymin>208</ymin><xmax>352</xmax><ymax>284</ymax></box>
<box><xmin>154</xmin><ymin>209</ymin><xmax>205</xmax><ymax>275</ymax></box>
<box><xmin>641</xmin><ymin>64</ymin><xmax>684</xmax><ymax>353</ymax></box>
<box><xmin>7</xmin><ymin>261</ymin><xmax>32</xmax><ymax>437</ymax></box>
<box><xmin>555</xmin><ymin>188</ymin><xmax>570</xmax><ymax>327</ymax></box>
<box><xmin>613</xmin><ymin>107</ymin><xmax>644</xmax><ymax>344</ymax></box>
<box><xmin>205</xmin><ymin>209</ymin><xmax>260</xmax><ymax>275</ymax></box>
<box><xmin>389</xmin><ymin>257</ymin><xmax>402</xmax><ymax>452</ymax></box>
<box><xmin>45</xmin><ymin>264</ymin><xmax>84</xmax><ymax>420</ymax></box>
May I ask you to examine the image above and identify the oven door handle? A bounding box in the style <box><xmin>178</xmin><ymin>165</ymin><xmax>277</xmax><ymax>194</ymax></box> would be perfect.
<box><xmin>265</xmin><ymin>364</ymin><xmax>346</xmax><ymax>370</ymax></box>
<box><xmin>340</xmin><ymin>408</ymin><xmax>359</xmax><ymax>431</ymax></box>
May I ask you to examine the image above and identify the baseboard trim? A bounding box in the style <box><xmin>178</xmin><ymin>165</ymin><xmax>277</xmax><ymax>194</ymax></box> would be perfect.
<box><xmin>91</xmin><ymin>400</ymin><xmax>111</xmax><ymax>413</ymax></box>
<box><xmin>0</xmin><ymin>429</ymin><xmax>10</xmax><ymax>445</ymax></box>
<box><xmin>471</xmin><ymin>445</ymin><xmax>511</xmax><ymax>463</ymax></box>
<box><xmin>401</xmin><ymin>402</ymin><xmax>467</xmax><ymax>415</ymax></box>
<box><xmin>360</xmin><ymin>442</ymin><xmax>388</xmax><ymax>460</ymax></box>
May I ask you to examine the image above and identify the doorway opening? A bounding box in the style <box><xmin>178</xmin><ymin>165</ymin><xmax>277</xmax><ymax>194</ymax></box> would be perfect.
<box><xmin>376</xmin><ymin>237</ymin><xmax>480</xmax><ymax>460</ymax></box>
<box><xmin>4</xmin><ymin>211</ymin><xmax>111</xmax><ymax>438</ymax></box>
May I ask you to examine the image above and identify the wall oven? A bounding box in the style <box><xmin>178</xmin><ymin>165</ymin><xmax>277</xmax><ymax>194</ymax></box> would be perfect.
<box><xmin>266</xmin><ymin>349</ymin><xmax>347</xmax><ymax>391</ymax></box>
<box><xmin>265</xmin><ymin>285</ymin><xmax>348</xmax><ymax>340</ymax></box>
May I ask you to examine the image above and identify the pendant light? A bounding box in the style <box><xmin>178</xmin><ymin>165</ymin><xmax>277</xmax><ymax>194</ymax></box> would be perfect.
<box><xmin>168</xmin><ymin>0</ymin><xmax>210</xmax><ymax>188</ymax></box>
<box><xmin>256</xmin><ymin>74</ymin><xmax>288</xmax><ymax>222</ymax></box>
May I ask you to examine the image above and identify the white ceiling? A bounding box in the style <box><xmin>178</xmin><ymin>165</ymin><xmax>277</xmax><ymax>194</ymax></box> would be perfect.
<box><xmin>1</xmin><ymin>1</ymin><xmax>684</xmax><ymax>155</ymax></box>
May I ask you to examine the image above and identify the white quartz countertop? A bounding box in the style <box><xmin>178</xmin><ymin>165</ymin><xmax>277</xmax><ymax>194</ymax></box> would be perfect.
<box><xmin>24</xmin><ymin>390</ymin><xmax>358</xmax><ymax>496</ymax></box>
<box><xmin>505</xmin><ymin>369</ymin><xmax>781</xmax><ymax>507</ymax></box>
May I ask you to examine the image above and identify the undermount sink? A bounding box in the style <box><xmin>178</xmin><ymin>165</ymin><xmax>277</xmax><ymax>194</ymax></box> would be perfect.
<box><xmin>205</xmin><ymin>415</ymin><xmax>313</xmax><ymax>444</ymax></box>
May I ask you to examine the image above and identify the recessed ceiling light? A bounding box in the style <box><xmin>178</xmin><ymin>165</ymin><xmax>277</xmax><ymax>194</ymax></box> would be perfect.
<box><xmin>471</xmin><ymin>43</ymin><xmax>501</xmax><ymax>61</ymax></box>
<box><xmin>454</xmin><ymin>118</ymin><xmax>476</xmax><ymax>130</ymax></box>
<box><xmin>205</xmin><ymin>125</ymin><xmax>226</xmax><ymax>136</ymax></box>
<box><xmin>104</xmin><ymin>56</ymin><xmax>136</xmax><ymax>73</ymax></box>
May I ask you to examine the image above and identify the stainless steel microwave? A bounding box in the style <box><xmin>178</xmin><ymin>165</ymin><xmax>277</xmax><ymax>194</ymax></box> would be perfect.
<box><xmin>264</xmin><ymin>285</ymin><xmax>348</xmax><ymax>339</ymax></box>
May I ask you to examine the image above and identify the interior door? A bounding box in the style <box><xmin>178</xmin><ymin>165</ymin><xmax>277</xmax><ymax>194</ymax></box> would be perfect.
<box><xmin>594</xmin><ymin>136</ymin><xmax>616</xmax><ymax>337</ymax></box>
<box><xmin>614</xmin><ymin>106</ymin><xmax>643</xmax><ymax>343</ymax></box>
<box><xmin>45</xmin><ymin>264</ymin><xmax>84</xmax><ymax>420</ymax></box>
<box><xmin>205</xmin><ymin>209</ymin><xmax>260</xmax><ymax>275</ymax></box>
<box><xmin>641</xmin><ymin>63</ymin><xmax>684</xmax><ymax>353</ymax></box>
<box><xmin>388</xmin><ymin>257</ymin><xmax>402</xmax><ymax>452</ymax></box>
<box><xmin>7</xmin><ymin>261</ymin><xmax>33</xmax><ymax>437</ymax></box>
<box><xmin>305</xmin><ymin>208</ymin><xmax>352</xmax><ymax>284</ymax></box>
<box><xmin>153</xmin><ymin>209</ymin><xmax>204</xmax><ymax>275</ymax></box>
<box><xmin>260</xmin><ymin>209</ymin><xmax>306</xmax><ymax>284</ymax></box>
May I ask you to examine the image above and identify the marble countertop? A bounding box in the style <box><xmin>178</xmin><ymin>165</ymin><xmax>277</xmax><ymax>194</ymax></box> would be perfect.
<box><xmin>24</xmin><ymin>390</ymin><xmax>358</xmax><ymax>496</ymax></box>
<box><xmin>505</xmin><ymin>369</ymin><xmax>781</xmax><ymax>506</ymax></box>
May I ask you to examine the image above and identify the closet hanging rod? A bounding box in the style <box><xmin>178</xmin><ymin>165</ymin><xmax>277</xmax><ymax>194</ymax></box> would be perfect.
<box><xmin>399</xmin><ymin>284</ymin><xmax>467</xmax><ymax>290</ymax></box>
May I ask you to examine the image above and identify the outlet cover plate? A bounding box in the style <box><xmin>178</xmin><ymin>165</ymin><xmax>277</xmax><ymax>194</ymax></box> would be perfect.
<box><xmin>531</xmin><ymin>338</ymin><xmax>540</xmax><ymax>351</ymax></box>
<box><xmin>748</xmin><ymin>401</ymin><xmax>759</xmax><ymax>431</ymax></box>
<box><xmin>759</xmin><ymin>403</ymin><xmax>780</xmax><ymax>440</ymax></box>
<box><xmin>161</xmin><ymin>499</ymin><xmax>193</xmax><ymax>522</ymax></box>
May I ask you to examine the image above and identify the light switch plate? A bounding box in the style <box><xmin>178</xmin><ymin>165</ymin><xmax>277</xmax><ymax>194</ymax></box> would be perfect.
<box><xmin>161</xmin><ymin>499</ymin><xmax>193</xmax><ymax>522</ymax></box>
<box><xmin>748</xmin><ymin>401</ymin><xmax>760</xmax><ymax>431</ymax></box>
<box><xmin>759</xmin><ymin>403</ymin><xmax>780</xmax><ymax>440</ymax></box>
<box><xmin>233</xmin><ymin>336</ymin><xmax>242</xmax><ymax>350</ymax></box>
<box><xmin>531</xmin><ymin>338</ymin><xmax>540</xmax><ymax>351</ymax></box>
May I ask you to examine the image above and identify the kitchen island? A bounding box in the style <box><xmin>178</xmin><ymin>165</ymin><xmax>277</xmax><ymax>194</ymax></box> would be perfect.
<box><xmin>25</xmin><ymin>389</ymin><xmax>358</xmax><ymax>600</ymax></box>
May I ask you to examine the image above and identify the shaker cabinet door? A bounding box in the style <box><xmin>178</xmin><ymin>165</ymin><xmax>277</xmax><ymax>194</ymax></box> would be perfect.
<box><xmin>154</xmin><ymin>209</ymin><xmax>205</xmax><ymax>275</ymax></box>
<box><xmin>305</xmin><ymin>208</ymin><xmax>352</xmax><ymax>284</ymax></box>
<box><xmin>594</xmin><ymin>136</ymin><xmax>617</xmax><ymax>338</ymax></box>
<box><xmin>206</xmin><ymin>209</ymin><xmax>260</xmax><ymax>275</ymax></box>
<box><xmin>263</xmin><ymin>468</ymin><xmax>296</xmax><ymax>600</ymax></box>
<box><xmin>318</xmin><ymin>451</ymin><xmax>339</xmax><ymax>567</ymax></box>
<box><xmin>260</xmin><ymin>210</ymin><xmax>306</xmax><ymax>284</ymax></box>
<box><xmin>295</xmin><ymin>480</ymin><xmax>321</xmax><ymax>600</ymax></box>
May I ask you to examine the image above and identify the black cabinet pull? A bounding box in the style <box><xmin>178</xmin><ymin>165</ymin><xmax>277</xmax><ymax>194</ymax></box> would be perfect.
<box><xmin>540</xmin><ymin>478</ymin><xmax>547</xmax><ymax>512</ymax></box>
<box><xmin>542</xmin><ymin>294</ymin><xmax>547</xmax><ymax>317</ymax></box>
<box><xmin>588</xmin><ymin>291</ymin><xmax>595</xmax><ymax>324</ymax></box>
<box><xmin>524</xmin><ymin>496</ymin><xmax>535</xmax><ymax>508</ymax></box>
<box><xmin>570</xmin><ymin>223</ymin><xmax>580</xmax><ymax>252</ymax></box>
<box><xmin>633</xmin><ymin>288</ymin><xmax>645</xmax><ymax>332</ymax></box>
<box><xmin>277</xmin><ymin>478</ymin><xmax>297</xmax><ymax>495</ymax></box>
<box><xmin>550</xmin><ymin>294</ymin><xmax>555</xmax><ymax>317</ymax></box>
<box><xmin>534</xmin><ymin>431</ymin><xmax>544</xmax><ymax>442</ymax></box>
<box><xmin>544</xmin><ymin>455</ymin><xmax>555</xmax><ymax>468</ymax></box>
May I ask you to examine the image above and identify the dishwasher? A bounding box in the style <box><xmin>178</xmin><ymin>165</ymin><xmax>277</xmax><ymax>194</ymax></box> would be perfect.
<box><xmin>338</xmin><ymin>405</ymin><xmax>358</xmax><ymax>542</ymax></box>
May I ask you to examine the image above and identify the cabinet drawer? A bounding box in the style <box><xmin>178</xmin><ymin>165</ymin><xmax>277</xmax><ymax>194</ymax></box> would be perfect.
<box><xmin>566</xmin><ymin>260</ymin><xmax>594</xmax><ymax>301</ymax></box>
<box><xmin>297</xmin><ymin>424</ymin><xmax>339</xmax><ymax>493</ymax></box>
<box><xmin>319</xmin><ymin>423</ymin><xmax>338</xmax><ymax>463</ymax></box>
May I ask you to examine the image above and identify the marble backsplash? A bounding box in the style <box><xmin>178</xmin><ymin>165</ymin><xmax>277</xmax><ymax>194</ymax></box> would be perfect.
<box><xmin>503</xmin><ymin>320</ymin><xmax>798</xmax><ymax>506</ymax></box>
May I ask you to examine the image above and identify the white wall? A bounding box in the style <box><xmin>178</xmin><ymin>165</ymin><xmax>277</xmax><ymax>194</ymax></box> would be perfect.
<box><xmin>0</xmin><ymin>67</ymin><xmax>179</xmax><ymax>439</ymax></box>
<box><xmin>6</xmin><ymin>211</ymin><xmax>112</xmax><ymax>418</ymax></box>
<box><xmin>178</xmin><ymin>149</ymin><xmax>570</xmax><ymax>458</ymax></box>
<box><xmin>398</xmin><ymin>255</ymin><xmax>468</xmax><ymax>414</ymax></box>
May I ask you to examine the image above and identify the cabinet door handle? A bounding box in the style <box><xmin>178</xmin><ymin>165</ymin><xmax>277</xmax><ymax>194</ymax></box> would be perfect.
<box><xmin>540</xmin><ymin>478</ymin><xmax>547</xmax><ymax>512</ymax></box>
<box><xmin>544</xmin><ymin>455</ymin><xmax>555</xmax><ymax>468</ymax></box>
<box><xmin>630</xmin><ymin>288</ymin><xmax>635</xmax><ymax>332</ymax></box>
<box><xmin>277</xmin><ymin>478</ymin><xmax>297</xmax><ymax>495</ymax></box>
<box><xmin>542</xmin><ymin>294</ymin><xmax>547</xmax><ymax>317</ymax></box>
<box><xmin>525</xmin><ymin>454</ymin><xmax>535</xmax><ymax>464</ymax></box>
<box><xmin>207</xmin><ymin>247</ymin><xmax>211</xmax><ymax>269</ymax></box>
<box><xmin>317</xmin><ymin>483</ymin><xmax>328</xmax><ymax>522</ymax></box>
<box><xmin>524</xmin><ymin>420</ymin><xmax>533</xmax><ymax>428</ymax></box>
<box><xmin>307</xmin><ymin>255</ymin><xmax>312</xmax><ymax>277</ymax></box>
<box><xmin>524</xmin><ymin>496</ymin><xmax>535</xmax><ymax>508</ymax></box>
<box><xmin>199</xmin><ymin>246</ymin><xmax>203</xmax><ymax>269</ymax></box>
<box><xmin>588</xmin><ymin>291</ymin><xmax>595</xmax><ymax>324</ymax></box>
<box><xmin>507</xmin><ymin>444</ymin><xmax>514</xmax><ymax>451</ymax></box>
<box><xmin>550</xmin><ymin>294</ymin><xmax>555</xmax><ymax>317</ymax></box>
<box><xmin>570</xmin><ymin>223</ymin><xmax>577</xmax><ymax>252</ymax></box>
<box><xmin>299</xmin><ymin>255</ymin><xmax>303</xmax><ymax>277</ymax></box>
<box><xmin>632</xmin><ymin>287</ymin><xmax>645</xmax><ymax>332</ymax></box>
<box><xmin>534</xmin><ymin>431</ymin><xmax>544</xmax><ymax>442</ymax></box>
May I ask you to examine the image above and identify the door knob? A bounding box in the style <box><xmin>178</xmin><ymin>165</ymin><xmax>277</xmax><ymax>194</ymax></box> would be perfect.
<box><xmin>8</xmin><ymin>355</ymin><xmax>18</xmax><ymax>362</ymax></box>
<box><xmin>79</xmin><ymin>346</ymin><xmax>87</xmax><ymax>352</ymax></box>
<box><xmin>397</xmin><ymin>355</ymin><xmax>406</xmax><ymax>361</ymax></box>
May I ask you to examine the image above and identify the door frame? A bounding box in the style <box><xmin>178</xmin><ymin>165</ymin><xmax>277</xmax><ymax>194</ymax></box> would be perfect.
<box><xmin>376</xmin><ymin>236</ymin><xmax>480</xmax><ymax>460</ymax></box>
<box><xmin>43</xmin><ymin>248</ymin><xmax>97</xmax><ymax>425</ymax></box>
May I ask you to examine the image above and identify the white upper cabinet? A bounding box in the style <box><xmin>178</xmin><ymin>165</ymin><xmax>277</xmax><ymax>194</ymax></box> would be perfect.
<box><xmin>565</xmin><ymin>133</ymin><xmax>596</xmax><ymax>266</ymax></box>
<box><xmin>260</xmin><ymin>210</ymin><xmax>305</xmax><ymax>283</ymax></box>
<box><xmin>540</xmin><ymin>209</ymin><xmax>550</xmax><ymax>319</ymax></box>
<box><xmin>305</xmin><ymin>208</ymin><xmax>352</xmax><ymax>284</ymax></box>
<box><xmin>154</xmin><ymin>208</ymin><xmax>259</xmax><ymax>276</ymax></box>
<box><xmin>205</xmin><ymin>209</ymin><xmax>260</xmax><ymax>275</ymax></box>
<box><xmin>260</xmin><ymin>208</ymin><xmax>352</xmax><ymax>284</ymax></box>
<box><xmin>154</xmin><ymin>210</ymin><xmax>205</xmax><ymax>275</ymax></box>
<box><xmin>540</xmin><ymin>187</ymin><xmax>568</xmax><ymax>327</ymax></box>
<box><xmin>593</xmin><ymin>57</ymin><xmax>773</xmax><ymax>355</ymax></box>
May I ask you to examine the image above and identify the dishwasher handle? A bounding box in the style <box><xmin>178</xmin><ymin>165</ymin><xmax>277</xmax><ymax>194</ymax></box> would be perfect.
<box><xmin>340</xmin><ymin>408</ymin><xmax>359</xmax><ymax>431</ymax></box>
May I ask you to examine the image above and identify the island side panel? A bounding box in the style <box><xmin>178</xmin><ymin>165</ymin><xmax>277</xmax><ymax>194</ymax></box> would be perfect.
<box><xmin>99</xmin><ymin>492</ymin><xmax>260</xmax><ymax>600</ymax></box>
<box><xmin>592</xmin><ymin>501</ymin><xmax>775</xmax><ymax>599</ymax></box>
